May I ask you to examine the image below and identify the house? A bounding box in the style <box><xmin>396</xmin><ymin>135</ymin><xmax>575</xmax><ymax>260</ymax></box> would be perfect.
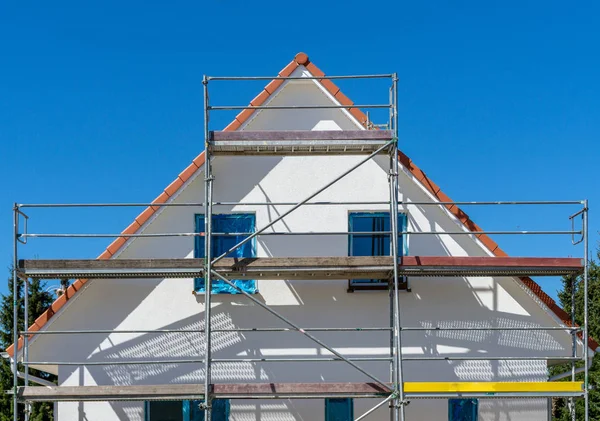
<box><xmin>9</xmin><ymin>52</ymin><xmax>595</xmax><ymax>421</ymax></box>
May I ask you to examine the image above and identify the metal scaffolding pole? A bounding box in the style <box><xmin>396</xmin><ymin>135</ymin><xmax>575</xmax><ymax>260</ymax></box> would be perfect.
<box><xmin>21</xmin><ymin>327</ymin><xmax>394</xmax><ymax>335</ymax></box>
<box><xmin>389</xmin><ymin>288</ymin><xmax>395</xmax><ymax>421</ymax></box>
<box><xmin>23</xmin><ymin>276</ymin><xmax>29</xmax><ymax>421</ymax></box>
<box><xmin>583</xmin><ymin>201</ymin><xmax>589</xmax><ymax>421</ymax></box>
<box><xmin>207</xmin><ymin>74</ymin><xmax>394</xmax><ymax>81</ymax></box>
<box><xmin>202</xmin><ymin>75</ymin><xmax>213</xmax><ymax>421</ymax></box>
<box><xmin>388</xmin><ymin>79</ymin><xmax>395</xmax><ymax>421</ymax></box>
<box><xmin>23</xmin><ymin>355</ymin><xmax>580</xmax><ymax>365</ymax></box>
<box><xmin>210</xmin><ymin>104</ymin><xmax>391</xmax><ymax>110</ymax></box>
<box><xmin>570</xmin><ymin>272</ymin><xmax>576</xmax><ymax>421</ymax></box>
<box><xmin>20</xmin><ymin>229</ymin><xmax>582</xmax><ymax>239</ymax></box>
<box><xmin>16</xmin><ymin>200</ymin><xmax>583</xmax><ymax>208</ymax></box>
<box><xmin>24</xmin><ymin>357</ymin><xmax>393</xmax><ymax>366</ymax></box>
<box><xmin>389</xmin><ymin>73</ymin><xmax>406</xmax><ymax>421</ymax></box>
<box><xmin>12</xmin><ymin>205</ymin><xmax>18</xmax><ymax>421</ymax></box>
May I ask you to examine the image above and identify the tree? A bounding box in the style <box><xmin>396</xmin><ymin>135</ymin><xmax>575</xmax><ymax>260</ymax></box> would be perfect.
<box><xmin>551</xmin><ymin>246</ymin><xmax>600</xmax><ymax>420</ymax></box>
<box><xmin>1</xmin><ymin>269</ymin><xmax>56</xmax><ymax>421</ymax></box>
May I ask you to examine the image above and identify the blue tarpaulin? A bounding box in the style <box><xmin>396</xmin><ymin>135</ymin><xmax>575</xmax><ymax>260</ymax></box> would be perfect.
<box><xmin>194</xmin><ymin>214</ymin><xmax>257</xmax><ymax>294</ymax></box>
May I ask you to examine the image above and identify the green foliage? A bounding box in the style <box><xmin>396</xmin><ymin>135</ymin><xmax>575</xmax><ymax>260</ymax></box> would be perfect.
<box><xmin>0</xmin><ymin>274</ymin><xmax>23</xmax><ymax>352</ymax></box>
<box><xmin>551</xmin><ymin>247</ymin><xmax>600</xmax><ymax>420</ymax></box>
<box><xmin>1</xmin><ymin>269</ymin><xmax>57</xmax><ymax>421</ymax></box>
<box><xmin>0</xmin><ymin>357</ymin><xmax>16</xmax><ymax>421</ymax></box>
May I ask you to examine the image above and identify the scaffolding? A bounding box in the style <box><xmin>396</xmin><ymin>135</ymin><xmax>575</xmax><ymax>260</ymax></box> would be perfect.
<box><xmin>9</xmin><ymin>71</ymin><xmax>591</xmax><ymax>421</ymax></box>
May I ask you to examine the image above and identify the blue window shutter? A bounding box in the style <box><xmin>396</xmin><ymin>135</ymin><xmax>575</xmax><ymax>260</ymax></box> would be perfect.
<box><xmin>399</xmin><ymin>212</ymin><xmax>407</xmax><ymax>256</ymax></box>
<box><xmin>187</xmin><ymin>399</ymin><xmax>229</xmax><ymax>421</ymax></box>
<box><xmin>182</xmin><ymin>400</ymin><xmax>191</xmax><ymax>421</ymax></box>
<box><xmin>194</xmin><ymin>214</ymin><xmax>205</xmax><ymax>293</ymax></box>
<box><xmin>448</xmin><ymin>399</ymin><xmax>478</xmax><ymax>421</ymax></box>
<box><xmin>183</xmin><ymin>400</ymin><xmax>205</xmax><ymax>421</ymax></box>
<box><xmin>212</xmin><ymin>399</ymin><xmax>230</xmax><ymax>421</ymax></box>
<box><xmin>325</xmin><ymin>398</ymin><xmax>353</xmax><ymax>421</ymax></box>
<box><xmin>194</xmin><ymin>214</ymin><xmax>257</xmax><ymax>294</ymax></box>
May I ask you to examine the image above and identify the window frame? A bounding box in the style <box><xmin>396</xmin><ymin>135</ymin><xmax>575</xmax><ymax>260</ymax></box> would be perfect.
<box><xmin>347</xmin><ymin>211</ymin><xmax>408</xmax><ymax>291</ymax></box>
<box><xmin>144</xmin><ymin>400</ymin><xmax>184</xmax><ymax>421</ymax></box>
<box><xmin>194</xmin><ymin>212</ymin><xmax>257</xmax><ymax>295</ymax></box>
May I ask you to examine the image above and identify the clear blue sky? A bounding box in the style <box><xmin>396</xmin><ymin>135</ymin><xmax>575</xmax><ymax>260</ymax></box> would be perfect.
<box><xmin>0</xmin><ymin>1</ymin><xmax>598</xmax><ymax>303</ymax></box>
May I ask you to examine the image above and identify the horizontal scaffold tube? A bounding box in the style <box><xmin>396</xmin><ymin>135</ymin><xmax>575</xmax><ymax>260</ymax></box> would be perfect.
<box><xmin>21</xmin><ymin>325</ymin><xmax>578</xmax><ymax>335</ymax></box>
<box><xmin>16</xmin><ymin>200</ymin><xmax>583</xmax><ymax>208</ymax></box>
<box><xmin>20</xmin><ymin>230</ymin><xmax>582</xmax><ymax>239</ymax></box>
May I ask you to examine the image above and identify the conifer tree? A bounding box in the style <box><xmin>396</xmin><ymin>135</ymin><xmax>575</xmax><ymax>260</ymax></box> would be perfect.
<box><xmin>551</xmin><ymin>246</ymin><xmax>599</xmax><ymax>420</ymax></box>
<box><xmin>1</xmin><ymin>269</ymin><xmax>56</xmax><ymax>421</ymax></box>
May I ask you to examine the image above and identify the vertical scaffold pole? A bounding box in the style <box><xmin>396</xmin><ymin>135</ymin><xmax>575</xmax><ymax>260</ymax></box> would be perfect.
<box><xmin>583</xmin><ymin>201</ymin><xmax>589</xmax><ymax>421</ymax></box>
<box><xmin>389</xmin><ymin>73</ymin><xmax>406</xmax><ymax>421</ymax></box>
<box><xmin>23</xmin><ymin>276</ymin><xmax>29</xmax><ymax>421</ymax></box>
<box><xmin>12</xmin><ymin>205</ymin><xmax>19</xmax><ymax>421</ymax></box>
<box><xmin>388</xmin><ymin>83</ymin><xmax>395</xmax><ymax>421</ymax></box>
<box><xmin>570</xmin><ymin>272</ymin><xmax>576</xmax><ymax>421</ymax></box>
<box><xmin>203</xmin><ymin>75</ymin><xmax>213</xmax><ymax>421</ymax></box>
<box><xmin>389</xmin><ymin>287</ymin><xmax>395</xmax><ymax>421</ymax></box>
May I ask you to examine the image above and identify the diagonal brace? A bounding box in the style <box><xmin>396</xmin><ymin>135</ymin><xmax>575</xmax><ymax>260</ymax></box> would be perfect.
<box><xmin>210</xmin><ymin>270</ymin><xmax>390</xmax><ymax>389</ymax></box>
<box><xmin>354</xmin><ymin>393</ymin><xmax>397</xmax><ymax>421</ymax></box>
<box><xmin>211</xmin><ymin>140</ymin><xmax>395</xmax><ymax>265</ymax></box>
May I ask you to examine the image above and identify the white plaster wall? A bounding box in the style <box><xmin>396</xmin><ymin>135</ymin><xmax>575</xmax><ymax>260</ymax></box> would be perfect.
<box><xmin>29</xmin><ymin>69</ymin><xmax>574</xmax><ymax>420</ymax></box>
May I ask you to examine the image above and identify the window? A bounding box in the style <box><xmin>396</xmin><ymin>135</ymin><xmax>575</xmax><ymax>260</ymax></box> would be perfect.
<box><xmin>145</xmin><ymin>401</ymin><xmax>183</xmax><ymax>421</ymax></box>
<box><xmin>348</xmin><ymin>212</ymin><xmax>406</xmax><ymax>290</ymax></box>
<box><xmin>448</xmin><ymin>399</ymin><xmax>478</xmax><ymax>421</ymax></box>
<box><xmin>145</xmin><ymin>399</ymin><xmax>230</xmax><ymax>421</ymax></box>
<box><xmin>325</xmin><ymin>398</ymin><xmax>353</xmax><ymax>421</ymax></box>
<box><xmin>194</xmin><ymin>214</ymin><xmax>257</xmax><ymax>294</ymax></box>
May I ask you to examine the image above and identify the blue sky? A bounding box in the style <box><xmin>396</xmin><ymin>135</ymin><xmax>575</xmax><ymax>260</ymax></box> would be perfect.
<box><xmin>0</xmin><ymin>1</ymin><xmax>598</xmax><ymax>304</ymax></box>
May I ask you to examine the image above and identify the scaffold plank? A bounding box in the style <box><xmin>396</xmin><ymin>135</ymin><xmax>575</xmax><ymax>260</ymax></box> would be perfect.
<box><xmin>18</xmin><ymin>384</ymin><xmax>205</xmax><ymax>402</ymax></box>
<box><xmin>398</xmin><ymin>256</ymin><xmax>583</xmax><ymax>277</ymax></box>
<box><xmin>208</xmin><ymin>130</ymin><xmax>394</xmax><ymax>155</ymax></box>
<box><xmin>17</xmin><ymin>382</ymin><xmax>584</xmax><ymax>402</ymax></box>
<box><xmin>210</xmin><ymin>130</ymin><xmax>395</xmax><ymax>142</ymax></box>
<box><xmin>17</xmin><ymin>256</ymin><xmax>582</xmax><ymax>280</ymax></box>
<box><xmin>404</xmin><ymin>381</ymin><xmax>584</xmax><ymax>393</ymax></box>
<box><xmin>17</xmin><ymin>256</ymin><xmax>394</xmax><ymax>280</ymax></box>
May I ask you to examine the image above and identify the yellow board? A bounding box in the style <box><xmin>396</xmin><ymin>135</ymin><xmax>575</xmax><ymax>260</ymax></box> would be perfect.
<box><xmin>403</xmin><ymin>382</ymin><xmax>584</xmax><ymax>393</ymax></box>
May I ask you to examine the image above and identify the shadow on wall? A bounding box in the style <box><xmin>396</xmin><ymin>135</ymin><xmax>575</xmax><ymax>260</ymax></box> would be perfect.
<box><xmin>211</xmin><ymin>156</ymin><xmax>285</xmax><ymax>204</ymax></box>
<box><xmin>29</xmin><ymin>279</ymin><xmax>162</xmax><ymax>365</ymax></box>
<box><xmin>57</xmin><ymin>279</ymin><xmax>567</xmax><ymax>419</ymax></box>
<box><xmin>29</xmin><ymin>280</ymin><xmax>161</xmax><ymax>421</ymax></box>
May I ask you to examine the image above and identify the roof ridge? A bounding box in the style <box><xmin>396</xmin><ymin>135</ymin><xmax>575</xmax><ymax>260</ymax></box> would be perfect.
<box><xmin>8</xmin><ymin>52</ymin><xmax>596</xmax><ymax>357</ymax></box>
<box><xmin>223</xmin><ymin>52</ymin><xmax>369</xmax><ymax>132</ymax></box>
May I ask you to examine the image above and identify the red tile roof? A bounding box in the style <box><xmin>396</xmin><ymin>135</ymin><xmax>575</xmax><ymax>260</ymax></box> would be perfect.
<box><xmin>8</xmin><ymin>52</ymin><xmax>596</xmax><ymax>357</ymax></box>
